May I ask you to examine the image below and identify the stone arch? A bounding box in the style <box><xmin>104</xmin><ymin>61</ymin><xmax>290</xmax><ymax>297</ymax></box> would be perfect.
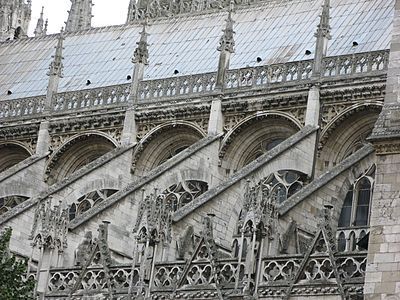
<box><xmin>46</xmin><ymin>132</ymin><xmax>117</xmax><ymax>185</ymax></box>
<box><xmin>133</xmin><ymin>121</ymin><xmax>206</xmax><ymax>176</ymax></box>
<box><xmin>318</xmin><ymin>102</ymin><xmax>382</xmax><ymax>171</ymax></box>
<box><xmin>0</xmin><ymin>142</ymin><xmax>32</xmax><ymax>173</ymax></box>
<box><xmin>220</xmin><ymin>111</ymin><xmax>302</xmax><ymax>174</ymax></box>
<box><xmin>0</xmin><ymin>195</ymin><xmax>30</xmax><ymax>216</ymax></box>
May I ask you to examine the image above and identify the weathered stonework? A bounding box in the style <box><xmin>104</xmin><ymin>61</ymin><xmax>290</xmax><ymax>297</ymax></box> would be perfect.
<box><xmin>0</xmin><ymin>0</ymin><xmax>398</xmax><ymax>298</ymax></box>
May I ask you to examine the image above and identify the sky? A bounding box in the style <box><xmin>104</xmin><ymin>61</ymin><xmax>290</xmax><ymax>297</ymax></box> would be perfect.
<box><xmin>28</xmin><ymin>0</ymin><xmax>131</xmax><ymax>35</ymax></box>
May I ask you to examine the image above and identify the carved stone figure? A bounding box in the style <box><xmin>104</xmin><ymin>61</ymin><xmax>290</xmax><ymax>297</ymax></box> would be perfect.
<box><xmin>74</xmin><ymin>231</ymin><xmax>93</xmax><ymax>266</ymax></box>
<box><xmin>177</xmin><ymin>225</ymin><xmax>195</xmax><ymax>259</ymax></box>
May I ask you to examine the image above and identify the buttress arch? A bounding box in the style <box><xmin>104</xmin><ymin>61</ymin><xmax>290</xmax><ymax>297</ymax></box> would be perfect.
<box><xmin>0</xmin><ymin>142</ymin><xmax>32</xmax><ymax>173</ymax></box>
<box><xmin>132</xmin><ymin>121</ymin><xmax>206</xmax><ymax>176</ymax></box>
<box><xmin>219</xmin><ymin>112</ymin><xmax>302</xmax><ymax>174</ymax></box>
<box><xmin>45</xmin><ymin>132</ymin><xmax>117</xmax><ymax>185</ymax></box>
<box><xmin>318</xmin><ymin>102</ymin><xmax>382</xmax><ymax>172</ymax></box>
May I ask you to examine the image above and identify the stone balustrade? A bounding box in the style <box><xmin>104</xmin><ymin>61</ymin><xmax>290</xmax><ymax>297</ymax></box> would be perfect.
<box><xmin>0</xmin><ymin>50</ymin><xmax>389</xmax><ymax>121</ymax></box>
<box><xmin>0</xmin><ymin>95</ymin><xmax>45</xmax><ymax>119</ymax></box>
<box><xmin>45</xmin><ymin>252</ymin><xmax>366</xmax><ymax>298</ymax></box>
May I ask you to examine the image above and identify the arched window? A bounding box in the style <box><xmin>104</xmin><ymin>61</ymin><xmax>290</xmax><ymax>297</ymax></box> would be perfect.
<box><xmin>337</xmin><ymin>165</ymin><xmax>375</xmax><ymax>252</ymax></box>
<box><xmin>338</xmin><ymin>175</ymin><xmax>373</xmax><ymax>228</ymax></box>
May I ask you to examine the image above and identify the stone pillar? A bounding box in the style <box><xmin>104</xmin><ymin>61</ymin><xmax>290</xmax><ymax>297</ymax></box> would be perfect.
<box><xmin>207</xmin><ymin>97</ymin><xmax>224</xmax><ymax>136</ymax></box>
<box><xmin>36</xmin><ymin>121</ymin><xmax>50</xmax><ymax>156</ymax></box>
<box><xmin>304</xmin><ymin>85</ymin><xmax>320</xmax><ymax>127</ymax></box>
<box><xmin>364</xmin><ymin>0</ymin><xmax>400</xmax><ymax>298</ymax></box>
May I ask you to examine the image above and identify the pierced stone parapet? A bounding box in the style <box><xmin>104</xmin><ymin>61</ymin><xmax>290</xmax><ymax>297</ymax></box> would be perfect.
<box><xmin>0</xmin><ymin>50</ymin><xmax>389</xmax><ymax>122</ymax></box>
<box><xmin>0</xmin><ymin>95</ymin><xmax>46</xmax><ymax>120</ymax></box>
<box><xmin>45</xmin><ymin>252</ymin><xmax>366</xmax><ymax>298</ymax></box>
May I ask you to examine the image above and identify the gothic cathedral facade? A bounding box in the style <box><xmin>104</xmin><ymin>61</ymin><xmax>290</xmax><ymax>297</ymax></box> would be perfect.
<box><xmin>0</xmin><ymin>0</ymin><xmax>399</xmax><ymax>299</ymax></box>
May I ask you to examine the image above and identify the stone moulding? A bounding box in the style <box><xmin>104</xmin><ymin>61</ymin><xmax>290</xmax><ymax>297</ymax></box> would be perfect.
<box><xmin>0</xmin><ymin>145</ymin><xmax>135</xmax><ymax>226</ymax></box>
<box><xmin>374</xmin><ymin>141</ymin><xmax>400</xmax><ymax>155</ymax></box>
<box><xmin>172</xmin><ymin>125</ymin><xmax>318</xmax><ymax>223</ymax></box>
<box><xmin>68</xmin><ymin>134</ymin><xmax>222</xmax><ymax>229</ymax></box>
<box><xmin>278</xmin><ymin>143</ymin><xmax>375</xmax><ymax>216</ymax></box>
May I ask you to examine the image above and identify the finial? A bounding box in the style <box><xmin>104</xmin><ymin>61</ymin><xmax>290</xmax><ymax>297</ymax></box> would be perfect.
<box><xmin>316</xmin><ymin>0</ymin><xmax>331</xmax><ymax>40</ymax></box>
<box><xmin>217</xmin><ymin>3</ymin><xmax>235</xmax><ymax>53</ymax></box>
<box><xmin>48</xmin><ymin>27</ymin><xmax>65</xmax><ymax>77</ymax></box>
<box><xmin>34</xmin><ymin>6</ymin><xmax>46</xmax><ymax>37</ymax></box>
<box><xmin>44</xmin><ymin>19</ymin><xmax>48</xmax><ymax>34</ymax></box>
<box><xmin>229</xmin><ymin>0</ymin><xmax>235</xmax><ymax>17</ymax></box>
<box><xmin>132</xmin><ymin>19</ymin><xmax>149</xmax><ymax>65</ymax></box>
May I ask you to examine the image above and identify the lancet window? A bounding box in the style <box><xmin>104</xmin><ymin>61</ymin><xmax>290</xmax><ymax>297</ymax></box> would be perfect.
<box><xmin>337</xmin><ymin>165</ymin><xmax>375</xmax><ymax>252</ymax></box>
<box><xmin>69</xmin><ymin>189</ymin><xmax>118</xmax><ymax>221</ymax></box>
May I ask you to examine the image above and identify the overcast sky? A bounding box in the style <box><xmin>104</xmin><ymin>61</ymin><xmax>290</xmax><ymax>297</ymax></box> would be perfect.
<box><xmin>28</xmin><ymin>0</ymin><xmax>131</xmax><ymax>35</ymax></box>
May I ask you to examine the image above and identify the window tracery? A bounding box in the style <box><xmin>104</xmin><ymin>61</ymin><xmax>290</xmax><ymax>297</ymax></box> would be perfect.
<box><xmin>162</xmin><ymin>180</ymin><xmax>208</xmax><ymax>212</ymax></box>
<box><xmin>0</xmin><ymin>195</ymin><xmax>29</xmax><ymax>215</ymax></box>
<box><xmin>260</xmin><ymin>170</ymin><xmax>307</xmax><ymax>204</ymax></box>
<box><xmin>69</xmin><ymin>189</ymin><xmax>118</xmax><ymax>221</ymax></box>
<box><xmin>337</xmin><ymin>165</ymin><xmax>375</xmax><ymax>252</ymax></box>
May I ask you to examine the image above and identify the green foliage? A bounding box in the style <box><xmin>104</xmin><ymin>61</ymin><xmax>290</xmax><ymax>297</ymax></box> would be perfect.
<box><xmin>0</xmin><ymin>227</ymin><xmax>35</xmax><ymax>300</ymax></box>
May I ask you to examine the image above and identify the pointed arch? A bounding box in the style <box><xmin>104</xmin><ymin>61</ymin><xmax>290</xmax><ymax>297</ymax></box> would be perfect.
<box><xmin>46</xmin><ymin>132</ymin><xmax>117</xmax><ymax>185</ymax></box>
<box><xmin>0</xmin><ymin>142</ymin><xmax>32</xmax><ymax>173</ymax></box>
<box><xmin>219</xmin><ymin>111</ymin><xmax>302</xmax><ymax>173</ymax></box>
<box><xmin>319</xmin><ymin>102</ymin><xmax>382</xmax><ymax>171</ymax></box>
<box><xmin>133</xmin><ymin>121</ymin><xmax>206</xmax><ymax>176</ymax></box>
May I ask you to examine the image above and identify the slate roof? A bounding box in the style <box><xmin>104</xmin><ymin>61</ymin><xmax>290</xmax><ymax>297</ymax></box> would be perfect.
<box><xmin>0</xmin><ymin>0</ymin><xmax>394</xmax><ymax>101</ymax></box>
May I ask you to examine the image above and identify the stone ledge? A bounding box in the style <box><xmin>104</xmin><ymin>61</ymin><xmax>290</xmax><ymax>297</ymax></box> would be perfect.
<box><xmin>278</xmin><ymin>143</ymin><xmax>375</xmax><ymax>216</ymax></box>
<box><xmin>0</xmin><ymin>154</ymin><xmax>47</xmax><ymax>184</ymax></box>
<box><xmin>0</xmin><ymin>144</ymin><xmax>135</xmax><ymax>225</ymax></box>
<box><xmin>68</xmin><ymin>134</ymin><xmax>222</xmax><ymax>229</ymax></box>
<box><xmin>172</xmin><ymin>125</ymin><xmax>318</xmax><ymax>223</ymax></box>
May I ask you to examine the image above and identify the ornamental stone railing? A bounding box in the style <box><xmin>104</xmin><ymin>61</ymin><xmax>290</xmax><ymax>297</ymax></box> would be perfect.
<box><xmin>45</xmin><ymin>252</ymin><xmax>366</xmax><ymax>298</ymax></box>
<box><xmin>0</xmin><ymin>95</ymin><xmax>45</xmax><ymax>119</ymax></box>
<box><xmin>47</xmin><ymin>264</ymin><xmax>140</xmax><ymax>296</ymax></box>
<box><xmin>0</xmin><ymin>50</ymin><xmax>389</xmax><ymax>121</ymax></box>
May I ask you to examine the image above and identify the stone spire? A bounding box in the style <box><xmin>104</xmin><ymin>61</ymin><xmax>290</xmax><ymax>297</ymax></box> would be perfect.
<box><xmin>65</xmin><ymin>0</ymin><xmax>93</xmax><ymax>33</ymax></box>
<box><xmin>36</xmin><ymin>28</ymin><xmax>65</xmax><ymax>157</ymax></box>
<box><xmin>121</xmin><ymin>20</ymin><xmax>149</xmax><ymax>145</ymax></box>
<box><xmin>126</xmin><ymin>0</ymin><xmax>136</xmax><ymax>24</ymax></box>
<box><xmin>34</xmin><ymin>6</ymin><xmax>47</xmax><ymax>37</ymax></box>
<box><xmin>0</xmin><ymin>0</ymin><xmax>32</xmax><ymax>42</ymax></box>
<box><xmin>305</xmin><ymin>0</ymin><xmax>331</xmax><ymax>128</ymax></box>
<box><xmin>48</xmin><ymin>29</ymin><xmax>65</xmax><ymax>79</ymax></box>
<box><xmin>217</xmin><ymin>1</ymin><xmax>235</xmax><ymax>54</ymax></box>
<box><xmin>215</xmin><ymin>1</ymin><xmax>235</xmax><ymax>90</ymax></box>
<box><xmin>132</xmin><ymin>21</ymin><xmax>149</xmax><ymax>66</ymax></box>
<box><xmin>312</xmin><ymin>0</ymin><xmax>331</xmax><ymax>78</ymax></box>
